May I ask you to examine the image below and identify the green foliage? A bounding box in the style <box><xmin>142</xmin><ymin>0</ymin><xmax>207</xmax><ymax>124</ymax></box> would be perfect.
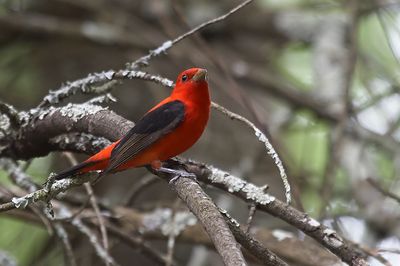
<box><xmin>0</xmin><ymin>169</ymin><xmax>12</xmax><ymax>187</ymax></box>
<box><xmin>373</xmin><ymin>147</ymin><xmax>395</xmax><ymax>181</ymax></box>
<box><xmin>284</xmin><ymin>110</ymin><xmax>329</xmax><ymax>176</ymax></box>
<box><xmin>275</xmin><ymin>10</ymin><xmax>400</xmax><ymax>216</ymax></box>
<box><xmin>358</xmin><ymin>13</ymin><xmax>400</xmax><ymax>82</ymax></box>
<box><xmin>283</xmin><ymin>110</ymin><xmax>330</xmax><ymax>214</ymax></box>
<box><xmin>25</xmin><ymin>155</ymin><xmax>54</xmax><ymax>183</ymax></box>
<box><xmin>0</xmin><ymin>43</ymin><xmax>39</xmax><ymax>106</ymax></box>
<box><xmin>0</xmin><ymin>156</ymin><xmax>54</xmax><ymax>265</ymax></box>
<box><xmin>261</xmin><ymin>0</ymin><xmax>340</xmax><ymax>9</ymax></box>
<box><xmin>261</xmin><ymin>0</ymin><xmax>305</xmax><ymax>8</ymax></box>
<box><xmin>276</xmin><ymin>44</ymin><xmax>314</xmax><ymax>91</ymax></box>
<box><xmin>0</xmin><ymin>217</ymin><xmax>49</xmax><ymax>266</ymax></box>
<box><xmin>0</xmin><ymin>155</ymin><xmax>53</xmax><ymax>187</ymax></box>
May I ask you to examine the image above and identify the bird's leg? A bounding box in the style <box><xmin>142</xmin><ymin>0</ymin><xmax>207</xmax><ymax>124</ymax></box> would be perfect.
<box><xmin>92</xmin><ymin>171</ymin><xmax>106</xmax><ymax>185</ymax></box>
<box><xmin>162</xmin><ymin>167</ymin><xmax>196</xmax><ymax>184</ymax></box>
<box><xmin>159</xmin><ymin>167</ymin><xmax>196</xmax><ymax>177</ymax></box>
<box><xmin>151</xmin><ymin>160</ymin><xmax>196</xmax><ymax>184</ymax></box>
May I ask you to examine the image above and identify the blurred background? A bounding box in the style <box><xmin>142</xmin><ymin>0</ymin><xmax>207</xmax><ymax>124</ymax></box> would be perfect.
<box><xmin>1</xmin><ymin>0</ymin><xmax>400</xmax><ymax>265</ymax></box>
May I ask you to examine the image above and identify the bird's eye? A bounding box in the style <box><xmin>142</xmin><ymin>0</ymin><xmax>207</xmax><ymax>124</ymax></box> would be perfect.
<box><xmin>181</xmin><ymin>74</ymin><xmax>188</xmax><ymax>82</ymax></box>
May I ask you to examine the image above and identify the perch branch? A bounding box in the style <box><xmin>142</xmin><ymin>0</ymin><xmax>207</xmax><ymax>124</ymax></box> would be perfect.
<box><xmin>162</xmin><ymin>175</ymin><xmax>247</xmax><ymax>266</ymax></box>
<box><xmin>0</xmin><ymin>106</ymin><xmax>367</xmax><ymax>266</ymax></box>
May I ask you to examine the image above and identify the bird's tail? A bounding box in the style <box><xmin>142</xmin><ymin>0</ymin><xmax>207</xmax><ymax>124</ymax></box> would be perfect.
<box><xmin>54</xmin><ymin>160</ymin><xmax>100</xmax><ymax>180</ymax></box>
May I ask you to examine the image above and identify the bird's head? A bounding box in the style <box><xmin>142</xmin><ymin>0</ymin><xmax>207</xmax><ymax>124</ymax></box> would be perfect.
<box><xmin>176</xmin><ymin>68</ymin><xmax>207</xmax><ymax>85</ymax></box>
<box><xmin>172</xmin><ymin>68</ymin><xmax>209</xmax><ymax>99</ymax></box>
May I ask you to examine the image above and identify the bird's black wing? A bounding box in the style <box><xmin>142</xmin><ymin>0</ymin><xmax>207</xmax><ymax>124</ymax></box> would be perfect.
<box><xmin>104</xmin><ymin>100</ymin><xmax>185</xmax><ymax>173</ymax></box>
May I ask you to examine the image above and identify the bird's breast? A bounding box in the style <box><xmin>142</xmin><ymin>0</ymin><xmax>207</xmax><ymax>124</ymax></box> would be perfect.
<box><xmin>157</xmin><ymin>99</ymin><xmax>210</xmax><ymax>160</ymax></box>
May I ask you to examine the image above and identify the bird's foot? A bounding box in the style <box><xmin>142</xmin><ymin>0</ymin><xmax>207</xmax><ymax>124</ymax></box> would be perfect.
<box><xmin>157</xmin><ymin>167</ymin><xmax>197</xmax><ymax>184</ymax></box>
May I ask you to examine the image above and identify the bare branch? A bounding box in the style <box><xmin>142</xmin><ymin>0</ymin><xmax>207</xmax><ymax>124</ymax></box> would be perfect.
<box><xmin>121</xmin><ymin>174</ymin><xmax>159</xmax><ymax>206</ymax></box>
<box><xmin>0</xmin><ymin>101</ymin><xmax>368</xmax><ymax>265</ymax></box>
<box><xmin>37</xmin><ymin>64</ymin><xmax>292</xmax><ymax>204</ymax></box>
<box><xmin>212</xmin><ymin>102</ymin><xmax>291</xmax><ymax>204</ymax></box>
<box><xmin>367</xmin><ymin>177</ymin><xmax>400</xmax><ymax>204</ymax></box>
<box><xmin>220</xmin><ymin>208</ymin><xmax>289</xmax><ymax>266</ymax></box>
<box><xmin>182</xmin><ymin>161</ymin><xmax>368</xmax><ymax>266</ymax></box>
<box><xmin>0</xmin><ymin>158</ymin><xmax>38</xmax><ymax>192</ymax></box>
<box><xmin>38</xmin><ymin>70</ymin><xmax>173</xmax><ymax>108</ymax></box>
<box><xmin>0</xmin><ymin>172</ymin><xmax>98</xmax><ymax>212</ymax></box>
<box><xmin>53</xmin><ymin>222</ymin><xmax>77</xmax><ymax>266</ymax></box>
<box><xmin>128</xmin><ymin>0</ymin><xmax>254</xmax><ymax>69</ymax></box>
<box><xmin>166</xmin><ymin>176</ymin><xmax>247</xmax><ymax>266</ymax></box>
<box><xmin>2</xmin><ymin>204</ymin><xmax>342</xmax><ymax>266</ymax></box>
<box><xmin>71</xmin><ymin>217</ymin><xmax>118</xmax><ymax>266</ymax></box>
<box><xmin>104</xmin><ymin>223</ymin><xmax>174</xmax><ymax>266</ymax></box>
<box><xmin>64</xmin><ymin>152</ymin><xmax>110</xmax><ymax>262</ymax></box>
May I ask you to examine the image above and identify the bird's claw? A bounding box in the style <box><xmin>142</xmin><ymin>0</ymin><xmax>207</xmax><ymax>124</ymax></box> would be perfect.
<box><xmin>169</xmin><ymin>175</ymin><xmax>180</xmax><ymax>184</ymax></box>
<box><xmin>157</xmin><ymin>167</ymin><xmax>197</xmax><ymax>184</ymax></box>
<box><xmin>169</xmin><ymin>172</ymin><xmax>197</xmax><ymax>184</ymax></box>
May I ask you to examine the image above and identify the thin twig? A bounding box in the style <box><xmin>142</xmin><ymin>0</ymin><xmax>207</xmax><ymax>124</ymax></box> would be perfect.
<box><xmin>0</xmin><ymin>158</ymin><xmax>38</xmax><ymax>192</ymax></box>
<box><xmin>367</xmin><ymin>177</ymin><xmax>400</xmax><ymax>204</ymax></box>
<box><xmin>84</xmin><ymin>183</ymin><xmax>109</xmax><ymax>259</ymax></box>
<box><xmin>38</xmin><ymin>0</ymin><xmax>254</xmax><ymax>107</ymax></box>
<box><xmin>54</xmin><ymin>222</ymin><xmax>78</xmax><ymax>266</ymax></box>
<box><xmin>245</xmin><ymin>204</ymin><xmax>257</xmax><ymax>233</ymax></box>
<box><xmin>64</xmin><ymin>152</ymin><xmax>110</xmax><ymax>261</ymax></box>
<box><xmin>346</xmin><ymin>238</ymin><xmax>392</xmax><ymax>266</ymax></box>
<box><xmin>165</xmin><ymin>200</ymin><xmax>181</xmax><ymax>266</ymax></box>
<box><xmin>121</xmin><ymin>174</ymin><xmax>159</xmax><ymax>206</ymax></box>
<box><xmin>165</xmin><ymin>229</ymin><xmax>177</xmax><ymax>266</ymax></box>
<box><xmin>0</xmin><ymin>171</ymin><xmax>99</xmax><ymax>212</ymax></box>
<box><xmin>38</xmin><ymin>70</ymin><xmax>173</xmax><ymax>107</ymax></box>
<box><xmin>128</xmin><ymin>0</ymin><xmax>254</xmax><ymax>69</ymax></box>
<box><xmin>318</xmin><ymin>0</ymin><xmax>359</xmax><ymax>216</ymax></box>
<box><xmin>71</xmin><ymin>217</ymin><xmax>119</xmax><ymax>266</ymax></box>
<box><xmin>220</xmin><ymin>208</ymin><xmax>289</xmax><ymax>266</ymax></box>
<box><xmin>104</xmin><ymin>223</ymin><xmax>174</xmax><ymax>266</ymax></box>
<box><xmin>212</xmin><ymin>102</ymin><xmax>291</xmax><ymax>204</ymax></box>
<box><xmin>0</xmin><ymin>159</ymin><xmax>77</xmax><ymax>266</ymax></box>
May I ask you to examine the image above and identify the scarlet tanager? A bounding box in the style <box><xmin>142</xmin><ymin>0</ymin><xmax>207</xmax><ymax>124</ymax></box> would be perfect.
<box><xmin>55</xmin><ymin>68</ymin><xmax>210</xmax><ymax>180</ymax></box>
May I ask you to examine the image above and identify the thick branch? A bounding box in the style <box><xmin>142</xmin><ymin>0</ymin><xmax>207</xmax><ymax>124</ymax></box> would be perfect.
<box><xmin>4</xmin><ymin>205</ymin><xmax>340</xmax><ymax>265</ymax></box>
<box><xmin>181</xmin><ymin>161</ymin><xmax>367</xmax><ymax>266</ymax></box>
<box><xmin>0</xmin><ymin>105</ymin><xmax>367</xmax><ymax>265</ymax></box>
<box><xmin>2</xmin><ymin>104</ymin><xmax>133</xmax><ymax>159</ymax></box>
<box><xmin>220</xmin><ymin>209</ymin><xmax>288</xmax><ymax>266</ymax></box>
<box><xmin>170</xmin><ymin>177</ymin><xmax>247</xmax><ymax>266</ymax></box>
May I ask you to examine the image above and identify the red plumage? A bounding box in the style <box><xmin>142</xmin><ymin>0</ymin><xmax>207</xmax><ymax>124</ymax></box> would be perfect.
<box><xmin>55</xmin><ymin>68</ymin><xmax>210</xmax><ymax>180</ymax></box>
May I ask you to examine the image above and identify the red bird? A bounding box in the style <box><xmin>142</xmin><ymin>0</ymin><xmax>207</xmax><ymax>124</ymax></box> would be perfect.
<box><xmin>55</xmin><ymin>68</ymin><xmax>210</xmax><ymax>180</ymax></box>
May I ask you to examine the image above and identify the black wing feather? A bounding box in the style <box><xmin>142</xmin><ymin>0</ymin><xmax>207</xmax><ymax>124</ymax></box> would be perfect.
<box><xmin>54</xmin><ymin>160</ymin><xmax>97</xmax><ymax>180</ymax></box>
<box><xmin>104</xmin><ymin>100</ymin><xmax>185</xmax><ymax>173</ymax></box>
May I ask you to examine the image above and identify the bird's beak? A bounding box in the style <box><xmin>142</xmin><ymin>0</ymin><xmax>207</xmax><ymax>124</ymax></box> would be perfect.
<box><xmin>192</xmin><ymin>69</ymin><xmax>207</xmax><ymax>82</ymax></box>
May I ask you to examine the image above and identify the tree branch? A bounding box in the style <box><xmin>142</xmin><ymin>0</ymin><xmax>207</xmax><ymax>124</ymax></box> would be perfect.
<box><xmin>168</xmin><ymin>176</ymin><xmax>247</xmax><ymax>266</ymax></box>
<box><xmin>0</xmin><ymin>105</ymin><xmax>368</xmax><ymax>265</ymax></box>
<box><xmin>220</xmin><ymin>209</ymin><xmax>288</xmax><ymax>266</ymax></box>
<box><xmin>3</xmin><ymin>205</ymin><xmax>341</xmax><ymax>266</ymax></box>
<box><xmin>127</xmin><ymin>0</ymin><xmax>254</xmax><ymax>69</ymax></box>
